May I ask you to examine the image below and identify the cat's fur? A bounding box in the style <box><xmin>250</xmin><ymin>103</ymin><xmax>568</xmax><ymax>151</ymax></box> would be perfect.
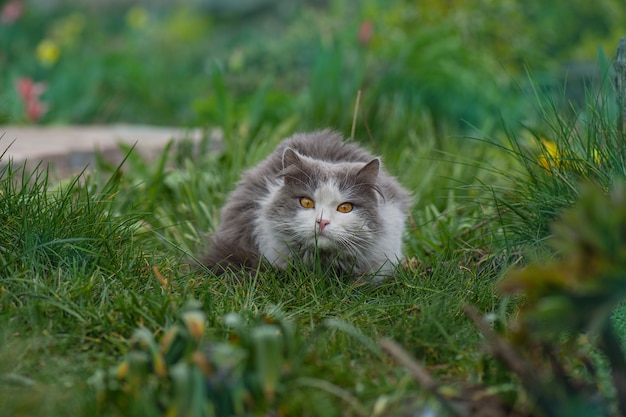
<box><xmin>203</xmin><ymin>129</ymin><xmax>411</xmax><ymax>281</ymax></box>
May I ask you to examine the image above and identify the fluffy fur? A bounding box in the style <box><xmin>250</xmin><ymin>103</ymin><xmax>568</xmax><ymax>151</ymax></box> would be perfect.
<box><xmin>203</xmin><ymin>130</ymin><xmax>411</xmax><ymax>281</ymax></box>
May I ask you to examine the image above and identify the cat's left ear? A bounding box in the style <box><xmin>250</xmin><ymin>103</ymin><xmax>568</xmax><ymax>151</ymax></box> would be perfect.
<box><xmin>357</xmin><ymin>159</ymin><xmax>380</xmax><ymax>184</ymax></box>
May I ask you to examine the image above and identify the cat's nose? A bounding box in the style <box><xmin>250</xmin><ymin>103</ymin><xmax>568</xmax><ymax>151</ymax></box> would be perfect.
<box><xmin>316</xmin><ymin>218</ymin><xmax>330</xmax><ymax>232</ymax></box>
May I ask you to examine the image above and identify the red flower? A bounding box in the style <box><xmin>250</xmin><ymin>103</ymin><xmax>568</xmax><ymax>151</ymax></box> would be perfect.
<box><xmin>358</xmin><ymin>20</ymin><xmax>373</xmax><ymax>46</ymax></box>
<box><xmin>16</xmin><ymin>77</ymin><xmax>49</xmax><ymax>122</ymax></box>
<box><xmin>1</xmin><ymin>0</ymin><xmax>23</xmax><ymax>24</ymax></box>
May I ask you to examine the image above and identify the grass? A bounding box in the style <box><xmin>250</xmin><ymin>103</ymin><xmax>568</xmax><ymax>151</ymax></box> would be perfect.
<box><xmin>2</xmin><ymin>84</ymin><xmax>626</xmax><ymax>414</ymax></box>
<box><xmin>2</xmin><ymin>1</ymin><xmax>626</xmax><ymax>415</ymax></box>
<box><xmin>4</xmin><ymin>76</ymin><xmax>624</xmax><ymax>414</ymax></box>
<box><xmin>0</xmin><ymin>119</ymin><xmax>509</xmax><ymax>416</ymax></box>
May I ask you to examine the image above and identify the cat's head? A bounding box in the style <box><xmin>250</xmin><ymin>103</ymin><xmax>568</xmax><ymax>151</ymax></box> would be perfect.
<box><xmin>268</xmin><ymin>148</ymin><xmax>382</xmax><ymax>256</ymax></box>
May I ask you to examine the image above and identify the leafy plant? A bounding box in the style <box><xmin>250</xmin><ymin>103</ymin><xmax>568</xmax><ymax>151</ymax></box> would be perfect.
<box><xmin>91</xmin><ymin>305</ymin><xmax>293</xmax><ymax>416</ymax></box>
<box><xmin>474</xmin><ymin>182</ymin><xmax>626</xmax><ymax>416</ymax></box>
<box><xmin>380</xmin><ymin>182</ymin><xmax>626</xmax><ymax>417</ymax></box>
<box><xmin>497</xmin><ymin>182</ymin><xmax>626</xmax><ymax>413</ymax></box>
<box><xmin>486</xmin><ymin>78</ymin><xmax>626</xmax><ymax>249</ymax></box>
<box><xmin>91</xmin><ymin>304</ymin><xmax>405</xmax><ymax>417</ymax></box>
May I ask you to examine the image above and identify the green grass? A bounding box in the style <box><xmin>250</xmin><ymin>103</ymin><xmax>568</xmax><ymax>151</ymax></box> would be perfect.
<box><xmin>2</xmin><ymin>87</ymin><xmax>626</xmax><ymax>414</ymax></box>
<box><xmin>2</xmin><ymin>66</ymin><xmax>625</xmax><ymax>417</ymax></box>
<box><xmin>2</xmin><ymin>1</ymin><xmax>626</xmax><ymax>415</ymax></box>
<box><xmin>0</xmin><ymin>122</ymin><xmax>508</xmax><ymax>416</ymax></box>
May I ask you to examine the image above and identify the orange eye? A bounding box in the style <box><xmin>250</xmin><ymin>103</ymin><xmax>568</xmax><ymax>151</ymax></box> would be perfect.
<box><xmin>299</xmin><ymin>197</ymin><xmax>315</xmax><ymax>208</ymax></box>
<box><xmin>337</xmin><ymin>202</ymin><xmax>353</xmax><ymax>213</ymax></box>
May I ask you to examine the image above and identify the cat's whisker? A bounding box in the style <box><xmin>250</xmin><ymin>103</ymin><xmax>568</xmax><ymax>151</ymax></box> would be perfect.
<box><xmin>335</xmin><ymin>233</ymin><xmax>372</xmax><ymax>255</ymax></box>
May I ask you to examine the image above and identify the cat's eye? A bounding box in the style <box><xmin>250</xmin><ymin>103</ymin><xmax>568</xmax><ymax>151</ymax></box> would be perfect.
<box><xmin>337</xmin><ymin>202</ymin><xmax>353</xmax><ymax>213</ymax></box>
<box><xmin>299</xmin><ymin>197</ymin><xmax>315</xmax><ymax>209</ymax></box>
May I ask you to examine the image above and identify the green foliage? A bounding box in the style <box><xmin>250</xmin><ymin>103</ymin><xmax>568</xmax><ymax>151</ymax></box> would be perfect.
<box><xmin>500</xmin><ymin>183</ymin><xmax>626</xmax><ymax>336</ymax></box>
<box><xmin>91</xmin><ymin>304</ymin><xmax>400</xmax><ymax>417</ymax></box>
<box><xmin>486</xmin><ymin>83</ymin><xmax>626</xmax><ymax>249</ymax></box>
<box><xmin>2</xmin><ymin>1</ymin><xmax>626</xmax><ymax>416</ymax></box>
<box><xmin>487</xmin><ymin>182</ymin><xmax>626</xmax><ymax>416</ymax></box>
<box><xmin>365</xmin><ymin>2</ymin><xmax>517</xmax><ymax>134</ymax></box>
<box><xmin>3</xmin><ymin>0</ymin><xmax>623</xmax><ymax>135</ymax></box>
<box><xmin>0</xmin><ymin>126</ymin><xmax>503</xmax><ymax>416</ymax></box>
<box><xmin>0</xmin><ymin>157</ymin><xmax>183</xmax><ymax>346</ymax></box>
<box><xmin>0</xmin><ymin>160</ymin><xmax>133</xmax><ymax>277</ymax></box>
<box><xmin>91</xmin><ymin>306</ymin><xmax>295</xmax><ymax>417</ymax></box>
<box><xmin>382</xmin><ymin>183</ymin><xmax>626</xmax><ymax>416</ymax></box>
<box><xmin>0</xmin><ymin>4</ymin><xmax>211</xmax><ymax>124</ymax></box>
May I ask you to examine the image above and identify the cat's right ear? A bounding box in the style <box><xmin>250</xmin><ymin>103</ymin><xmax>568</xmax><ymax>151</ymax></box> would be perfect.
<box><xmin>281</xmin><ymin>148</ymin><xmax>301</xmax><ymax>170</ymax></box>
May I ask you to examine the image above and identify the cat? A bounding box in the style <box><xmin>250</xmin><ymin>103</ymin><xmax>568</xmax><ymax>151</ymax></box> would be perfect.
<box><xmin>202</xmin><ymin>129</ymin><xmax>411</xmax><ymax>282</ymax></box>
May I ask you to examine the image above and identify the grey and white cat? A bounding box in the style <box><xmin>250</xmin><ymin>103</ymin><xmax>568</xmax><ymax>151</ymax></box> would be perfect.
<box><xmin>203</xmin><ymin>130</ymin><xmax>411</xmax><ymax>282</ymax></box>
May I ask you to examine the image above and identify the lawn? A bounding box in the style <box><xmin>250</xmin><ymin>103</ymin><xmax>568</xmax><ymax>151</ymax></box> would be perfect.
<box><xmin>2</xmin><ymin>1</ymin><xmax>626</xmax><ymax>416</ymax></box>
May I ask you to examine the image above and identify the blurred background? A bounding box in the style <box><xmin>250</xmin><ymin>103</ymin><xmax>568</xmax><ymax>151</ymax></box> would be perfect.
<box><xmin>1</xmin><ymin>0</ymin><xmax>625</xmax><ymax>141</ymax></box>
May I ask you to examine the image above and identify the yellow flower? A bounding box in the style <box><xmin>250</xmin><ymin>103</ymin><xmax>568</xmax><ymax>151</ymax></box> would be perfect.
<box><xmin>126</xmin><ymin>6</ymin><xmax>148</xmax><ymax>30</ymax></box>
<box><xmin>35</xmin><ymin>39</ymin><xmax>60</xmax><ymax>66</ymax></box>
<box><xmin>538</xmin><ymin>138</ymin><xmax>559</xmax><ymax>170</ymax></box>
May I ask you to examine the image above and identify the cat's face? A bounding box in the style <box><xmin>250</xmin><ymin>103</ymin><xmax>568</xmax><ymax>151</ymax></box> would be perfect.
<box><xmin>268</xmin><ymin>149</ymin><xmax>382</xmax><ymax>257</ymax></box>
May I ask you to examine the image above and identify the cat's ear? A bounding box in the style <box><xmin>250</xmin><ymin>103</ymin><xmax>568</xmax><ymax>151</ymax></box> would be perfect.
<box><xmin>280</xmin><ymin>148</ymin><xmax>308</xmax><ymax>186</ymax></box>
<box><xmin>357</xmin><ymin>159</ymin><xmax>380</xmax><ymax>184</ymax></box>
<box><xmin>281</xmin><ymin>147</ymin><xmax>302</xmax><ymax>169</ymax></box>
